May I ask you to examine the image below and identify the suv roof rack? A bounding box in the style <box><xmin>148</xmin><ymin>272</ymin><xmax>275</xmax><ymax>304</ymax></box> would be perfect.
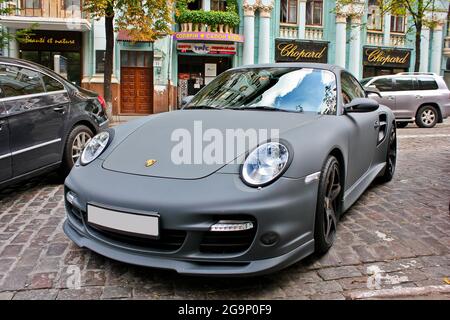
<box><xmin>396</xmin><ymin>72</ymin><xmax>437</xmax><ymax>76</ymax></box>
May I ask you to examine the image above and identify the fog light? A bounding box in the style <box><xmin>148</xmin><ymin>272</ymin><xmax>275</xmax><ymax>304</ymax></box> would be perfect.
<box><xmin>210</xmin><ymin>220</ymin><xmax>254</xmax><ymax>232</ymax></box>
<box><xmin>260</xmin><ymin>232</ymin><xmax>279</xmax><ymax>245</ymax></box>
<box><xmin>66</xmin><ymin>191</ymin><xmax>77</xmax><ymax>205</ymax></box>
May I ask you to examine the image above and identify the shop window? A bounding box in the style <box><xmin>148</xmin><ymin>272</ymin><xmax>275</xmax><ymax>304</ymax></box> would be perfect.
<box><xmin>306</xmin><ymin>0</ymin><xmax>323</xmax><ymax>26</ymax></box>
<box><xmin>280</xmin><ymin>0</ymin><xmax>298</xmax><ymax>24</ymax></box>
<box><xmin>211</xmin><ymin>0</ymin><xmax>226</xmax><ymax>11</ymax></box>
<box><xmin>95</xmin><ymin>50</ymin><xmax>106</xmax><ymax>73</ymax></box>
<box><xmin>390</xmin><ymin>15</ymin><xmax>405</xmax><ymax>33</ymax></box>
<box><xmin>21</xmin><ymin>0</ymin><xmax>41</xmax><ymax>9</ymax></box>
<box><xmin>367</xmin><ymin>0</ymin><xmax>382</xmax><ymax>31</ymax></box>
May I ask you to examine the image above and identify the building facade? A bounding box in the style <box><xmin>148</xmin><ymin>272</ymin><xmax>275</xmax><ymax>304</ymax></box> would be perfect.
<box><xmin>1</xmin><ymin>0</ymin><xmax>450</xmax><ymax>117</ymax></box>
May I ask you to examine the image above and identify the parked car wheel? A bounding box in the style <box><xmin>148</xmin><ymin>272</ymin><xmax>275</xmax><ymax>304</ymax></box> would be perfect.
<box><xmin>416</xmin><ymin>105</ymin><xmax>438</xmax><ymax>128</ymax></box>
<box><xmin>62</xmin><ymin>125</ymin><xmax>94</xmax><ymax>174</ymax></box>
<box><xmin>396</xmin><ymin>122</ymin><xmax>409</xmax><ymax>128</ymax></box>
<box><xmin>378</xmin><ymin>124</ymin><xmax>397</xmax><ymax>183</ymax></box>
<box><xmin>314</xmin><ymin>155</ymin><xmax>342</xmax><ymax>254</ymax></box>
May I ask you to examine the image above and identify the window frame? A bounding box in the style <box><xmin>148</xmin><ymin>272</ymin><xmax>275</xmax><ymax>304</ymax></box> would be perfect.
<box><xmin>280</xmin><ymin>0</ymin><xmax>298</xmax><ymax>25</ymax></box>
<box><xmin>305</xmin><ymin>0</ymin><xmax>324</xmax><ymax>27</ymax></box>
<box><xmin>340</xmin><ymin>71</ymin><xmax>366</xmax><ymax>107</ymax></box>
<box><xmin>367</xmin><ymin>0</ymin><xmax>383</xmax><ymax>31</ymax></box>
<box><xmin>211</xmin><ymin>0</ymin><xmax>227</xmax><ymax>11</ymax></box>
<box><xmin>21</xmin><ymin>0</ymin><xmax>41</xmax><ymax>10</ymax></box>
<box><xmin>390</xmin><ymin>15</ymin><xmax>406</xmax><ymax>34</ymax></box>
<box><xmin>393</xmin><ymin>77</ymin><xmax>416</xmax><ymax>91</ymax></box>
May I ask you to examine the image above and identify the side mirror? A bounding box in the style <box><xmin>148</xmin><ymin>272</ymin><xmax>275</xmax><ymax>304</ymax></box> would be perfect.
<box><xmin>344</xmin><ymin>98</ymin><xmax>379</xmax><ymax>113</ymax></box>
<box><xmin>181</xmin><ymin>95</ymin><xmax>194</xmax><ymax>109</ymax></box>
<box><xmin>365</xmin><ymin>85</ymin><xmax>382</xmax><ymax>97</ymax></box>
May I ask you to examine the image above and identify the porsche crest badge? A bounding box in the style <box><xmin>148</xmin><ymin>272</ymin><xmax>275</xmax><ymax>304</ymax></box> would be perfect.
<box><xmin>145</xmin><ymin>159</ymin><xmax>157</xmax><ymax>167</ymax></box>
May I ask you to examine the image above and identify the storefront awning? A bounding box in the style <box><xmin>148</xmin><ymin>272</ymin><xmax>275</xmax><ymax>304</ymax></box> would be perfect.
<box><xmin>117</xmin><ymin>30</ymin><xmax>153</xmax><ymax>43</ymax></box>
<box><xmin>0</xmin><ymin>16</ymin><xmax>91</xmax><ymax>31</ymax></box>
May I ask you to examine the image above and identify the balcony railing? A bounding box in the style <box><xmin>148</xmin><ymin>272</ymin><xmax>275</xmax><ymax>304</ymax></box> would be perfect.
<box><xmin>367</xmin><ymin>31</ymin><xmax>384</xmax><ymax>46</ymax></box>
<box><xmin>278</xmin><ymin>25</ymin><xmax>323</xmax><ymax>40</ymax></box>
<box><xmin>390</xmin><ymin>33</ymin><xmax>406</xmax><ymax>47</ymax></box>
<box><xmin>6</xmin><ymin>0</ymin><xmax>85</xmax><ymax>19</ymax></box>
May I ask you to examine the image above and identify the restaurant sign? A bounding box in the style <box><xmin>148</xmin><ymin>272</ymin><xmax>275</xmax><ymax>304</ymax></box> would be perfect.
<box><xmin>174</xmin><ymin>32</ymin><xmax>244</xmax><ymax>43</ymax></box>
<box><xmin>363</xmin><ymin>47</ymin><xmax>411</xmax><ymax>68</ymax></box>
<box><xmin>275</xmin><ymin>39</ymin><xmax>328</xmax><ymax>63</ymax></box>
<box><xmin>177</xmin><ymin>43</ymin><xmax>237</xmax><ymax>55</ymax></box>
<box><xmin>19</xmin><ymin>30</ymin><xmax>82</xmax><ymax>52</ymax></box>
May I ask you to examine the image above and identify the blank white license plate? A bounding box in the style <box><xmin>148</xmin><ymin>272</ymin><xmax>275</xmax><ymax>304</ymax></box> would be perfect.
<box><xmin>87</xmin><ymin>205</ymin><xmax>159</xmax><ymax>237</ymax></box>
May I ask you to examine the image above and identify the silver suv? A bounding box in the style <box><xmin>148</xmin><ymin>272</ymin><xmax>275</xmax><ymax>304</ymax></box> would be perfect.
<box><xmin>361</xmin><ymin>72</ymin><xmax>450</xmax><ymax>128</ymax></box>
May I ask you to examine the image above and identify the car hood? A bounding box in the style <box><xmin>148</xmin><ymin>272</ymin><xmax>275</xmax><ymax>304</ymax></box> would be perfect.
<box><xmin>102</xmin><ymin>110</ymin><xmax>320</xmax><ymax>179</ymax></box>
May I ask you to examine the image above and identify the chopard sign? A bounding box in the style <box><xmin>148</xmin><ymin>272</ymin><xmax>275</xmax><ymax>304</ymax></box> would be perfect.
<box><xmin>275</xmin><ymin>40</ymin><xmax>328</xmax><ymax>63</ymax></box>
<box><xmin>363</xmin><ymin>47</ymin><xmax>411</xmax><ymax>68</ymax></box>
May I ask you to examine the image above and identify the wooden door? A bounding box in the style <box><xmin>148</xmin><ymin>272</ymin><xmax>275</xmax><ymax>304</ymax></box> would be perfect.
<box><xmin>120</xmin><ymin>51</ymin><xmax>153</xmax><ymax>114</ymax></box>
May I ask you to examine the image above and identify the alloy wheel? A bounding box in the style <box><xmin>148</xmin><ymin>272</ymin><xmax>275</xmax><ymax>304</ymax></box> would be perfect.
<box><xmin>323</xmin><ymin>162</ymin><xmax>341</xmax><ymax>245</ymax></box>
<box><xmin>421</xmin><ymin>108</ymin><xmax>436</xmax><ymax>126</ymax></box>
<box><xmin>72</xmin><ymin>132</ymin><xmax>92</xmax><ymax>164</ymax></box>
<box><xmin>387</xmin><ymin>127</ymin><xmax>397</xmax><ymax>176</ymax></box>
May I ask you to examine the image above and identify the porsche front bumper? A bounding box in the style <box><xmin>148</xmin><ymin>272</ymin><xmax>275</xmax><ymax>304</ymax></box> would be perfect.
<box><xmin>63</xmin><ymin>160</ymin><xmax>319</xmax><ymax>276</ymax></box>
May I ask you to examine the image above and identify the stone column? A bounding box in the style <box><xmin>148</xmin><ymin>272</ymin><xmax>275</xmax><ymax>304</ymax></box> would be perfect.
<box><xmin>258</xmin><ymin>0</ymin><xmax>274</xmax><ymax>64</ymax></box>
<box><xmin>298</xmin><ymin>0</ymin><xmax>307</xmax><ymax>39</ymax></box>
<box><xmin>348</xmin><ymin>15</ymin><xmax>362</xmax><ymax>78</ymax></box>
<box><xmin>430</xmin><ymin>23</ymin><xmax>444</xmax><ymax>74</ymax></box>
<box><xmin>242</xmin><ymin>1</ymin><xmax>257</xmax><ymax>65</ymax></box>
<box><xmin>335</xmin><ymin>14</ymin><xmax>347</xmax><ymax>68</ymax></box>
<box><xmin>383</xmin><ymin>12</ymin><xmax>391</xmax><ymax>46</ymax></box>
<box><xmin>7</xmin><ymin>28</ymin><xmax>19</xmax><ymax>58</ymax></box>
<box><xmin>420</xmin><ymin>27</ymin><xmax>431</xmax><ymax>72</ymax></box>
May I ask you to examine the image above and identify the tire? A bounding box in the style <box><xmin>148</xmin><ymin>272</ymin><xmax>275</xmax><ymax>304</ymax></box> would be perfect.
<box><xmin>378</xmin><ymin>124</ymin><xmax>397</xmax><ymax>183</ymax></box>
<box><xmin>415</xmin><ymin>105</ymin><xmax>438</xmax><ymax>128</ymax></box>
<box><xmin>314</xmin><ymin>155</ymin><xmax>342</xmax><ymax>254</ymax></box>
<box><xmin>396</xmin><ymin>122</ymin><xmax>408</xmax><ymax>128</ymax></box>
<box><xmin>61</xmin><ymin>125</ymin><xmax>94</xmax><ymax>175</ymax></box>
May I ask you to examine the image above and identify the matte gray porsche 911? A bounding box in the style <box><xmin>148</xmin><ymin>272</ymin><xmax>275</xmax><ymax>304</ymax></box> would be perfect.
<box><xmin>63</xmin><ymin>63</ymin><xmax>397</xmax><ymax>276</ymax></box>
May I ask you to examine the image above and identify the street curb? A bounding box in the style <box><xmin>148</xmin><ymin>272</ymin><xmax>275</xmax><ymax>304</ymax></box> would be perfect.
<box><xmin>348</xmin><ymin>285</ymin><xmax>450</xmax><ymax>300</ymax></box>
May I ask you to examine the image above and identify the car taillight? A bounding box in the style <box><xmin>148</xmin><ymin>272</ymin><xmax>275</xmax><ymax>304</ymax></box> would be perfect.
<box><xmin>97</xmin><ymin>95</ymin><xmax>106</xmax><ymax>110</ymax></box>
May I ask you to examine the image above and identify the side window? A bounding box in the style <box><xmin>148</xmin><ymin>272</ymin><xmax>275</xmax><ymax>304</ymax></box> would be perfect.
<box><xmin>417</xmin><ymin>77</ymin><xmax>438</xmax><ymax>90</ymax></box>
<box><xmin>371</xmin><ymin>78</ymin><xmax>394</xmax><ymax>91</ymax></box>
<box><xmin>394</xmin><ymin>77</ymin><xmax>415</xmax><ymax>91</ymax></box>
<box><xmin>341</xmin><ymin>72</ymin><xmax>365</xmax><ymax>104</ymax></box>
<box><xmin>43</xmin><ymin>75</ymin><xmax>65</xmax><ymax>92</ymax></box>
<box><xmin>0</xmin><ymin>65</ymin><xmax>45</xmax><ymax>97</ymax></box>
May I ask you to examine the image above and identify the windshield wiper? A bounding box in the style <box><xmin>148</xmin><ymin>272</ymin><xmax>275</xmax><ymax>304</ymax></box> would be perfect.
<box><xmin>184</xmin><ymin>105</ymin><xmax>220</xmax><ymax>110</ymax></box>
<box><xmin>230</xmin><ymin>106</ymin><xmax>294</xmax><ymax>112</ymax></box>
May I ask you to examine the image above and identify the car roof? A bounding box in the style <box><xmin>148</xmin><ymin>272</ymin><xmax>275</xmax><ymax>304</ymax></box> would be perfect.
<box><xmin>366</xmin><ymin>73</ymin><xmax>439</xmax><ymax>81</ymax></box>
<box><xmin>231</xmin><ymin>63</ymin><xmax>345</xmax><ymax>73</ymax></box>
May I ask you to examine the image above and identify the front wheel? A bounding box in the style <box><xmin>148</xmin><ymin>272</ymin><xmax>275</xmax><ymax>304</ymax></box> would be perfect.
<box><xmin>314</xmin><ymin>156</ymin><xmax>342</xmax><ymax>254</ymax></box>
<box><xmin>61</xmin><ymin>125</ymin><xmax>94</xmax><ymax>175</ymax></box>
<box><xmin>378</xmin><ymin>124</ymin><xmax>397</xmax><ymax>183</ymax></box>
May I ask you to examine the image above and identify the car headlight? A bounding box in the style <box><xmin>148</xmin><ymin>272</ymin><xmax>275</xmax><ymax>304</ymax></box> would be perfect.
<box><xmin>80</xmin><ymin>131</ymin><xmax>111</xmax><ymax>165</ymax></box>
<box><xmin>241</xmin><ymin>142</ymin><xmax>290</xmax><ymax>187</ymax></box>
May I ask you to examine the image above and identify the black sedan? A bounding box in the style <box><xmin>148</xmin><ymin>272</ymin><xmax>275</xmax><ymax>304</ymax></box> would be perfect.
<box><xmin>0</xmin><ymin>57</ymin><xmax>108</xmax><ymax>188</ymax></box>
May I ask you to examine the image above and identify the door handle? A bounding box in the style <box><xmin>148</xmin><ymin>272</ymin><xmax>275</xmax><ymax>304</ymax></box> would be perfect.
<box><xmin>415</xmin><ymin>95</ymin><xmax>423</xmax><ymax>99</ymax></box>
<box><xmin>53</xmin><ymin>106</ymin><xmax>65</xmax><ymax>113</ymax></box>
<box><xmin>0</xmin><ymin>120</ymin><xmax>5</xmax><ymax>131</ymax></box>
<box><xmin>387</xmin><ymin>96</ymin><xmax>395</xmax><ymax>101</ymax></box>
<box><xmin>374</xmin><ymin>120</ymin><xmax>380</xmax><ymax>129</ymax></box>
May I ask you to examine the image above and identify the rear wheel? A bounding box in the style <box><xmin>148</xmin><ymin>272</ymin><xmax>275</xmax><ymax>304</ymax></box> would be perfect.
<box><xmin>61</xmin><ymin>125</ymin><xmax>93</xmax><ymax>175</ymax></box>
<box><xmin>378</xmin><ymin>124</ymin><xmax>397</xmax><ymax>183</ymax></box>
<box><xmin>314</xmin><ymin>156</ymin><xmax>342</xmax><ymax>254</ymax></box>
<box><xmin>416</xmin><ymin>105</ymin><xmax>438</xmax><ymax>128</ymax></box>
<box><xmin>396</xmin><ymin>122</ymin><xmax>408</xmax><ymax>128</ymax></box>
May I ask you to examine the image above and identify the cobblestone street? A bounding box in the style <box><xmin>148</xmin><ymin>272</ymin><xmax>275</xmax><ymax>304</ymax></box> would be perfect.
<box><xmin>0</xmin><ymin>121</ymin><xmax>449</xmax><ymax>300</ymax></box>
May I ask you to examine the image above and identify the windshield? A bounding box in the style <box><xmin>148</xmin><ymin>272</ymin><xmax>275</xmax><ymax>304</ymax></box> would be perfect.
<box><xmin>187</xmin><ymin>67</ymin><xmax>337</xmax><ymax>114</ymax></box>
